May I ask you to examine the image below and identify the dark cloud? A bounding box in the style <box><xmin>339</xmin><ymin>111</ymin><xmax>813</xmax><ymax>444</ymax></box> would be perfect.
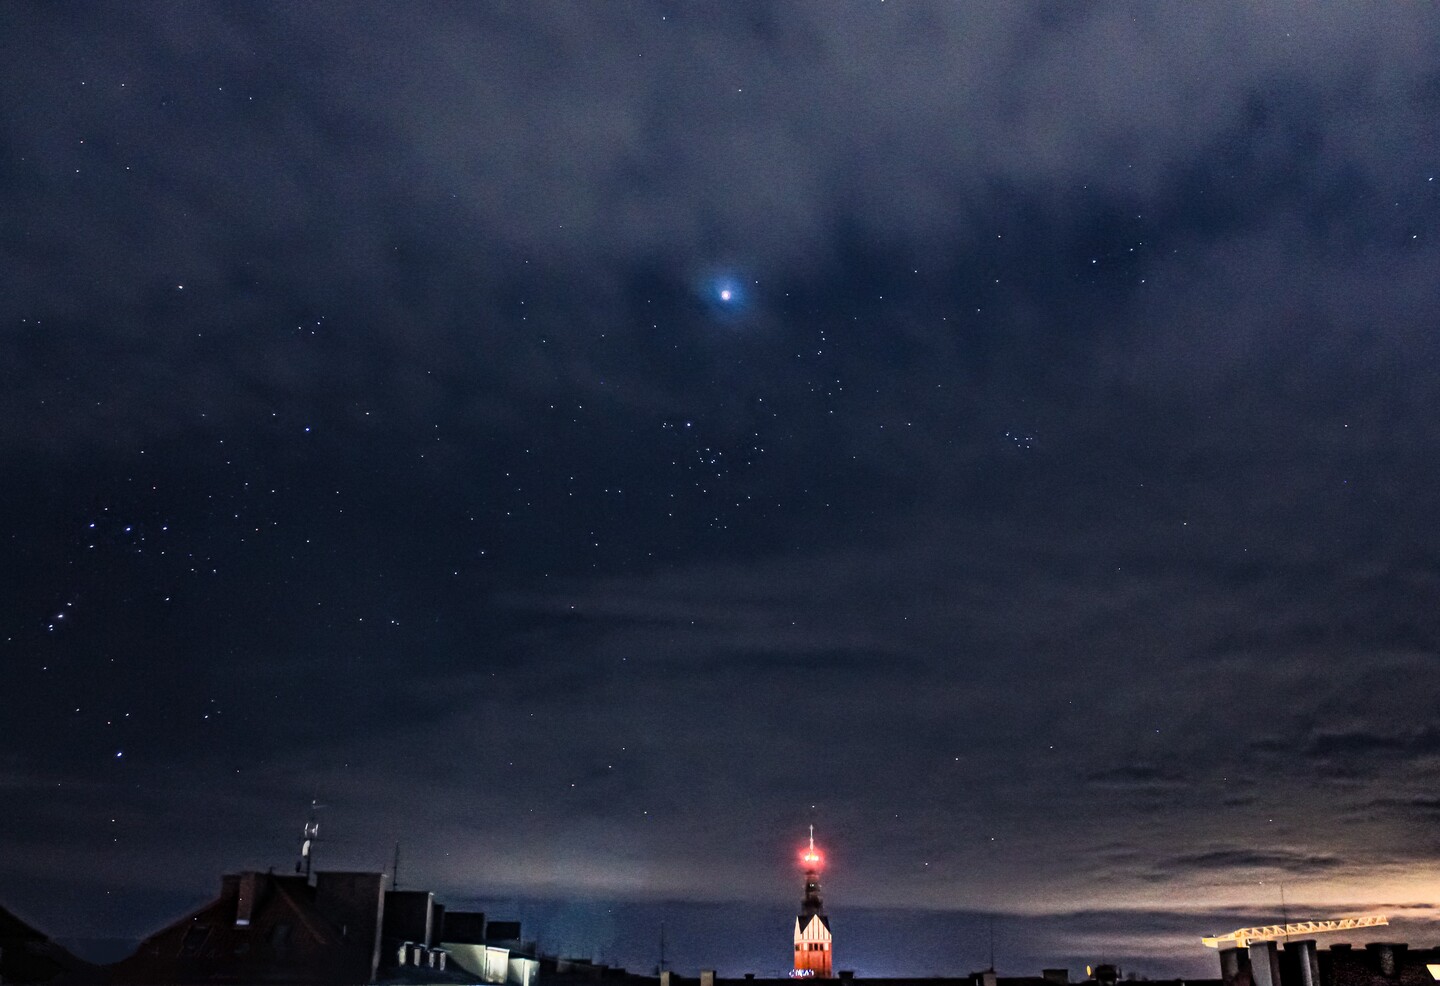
<box><xmin>1084</xmin><ymin>764</ymin><xmax>1190</xmax><ymax>792</ymax></box>
<box><xmin>1305</xmin><ymin>728</ymin><xmax>1440</xmax><ymax>759</ymax></box>
<box><xmin>1158</xmin><ymin>848</ymin><xmax>1348</xmax><ymax>875</ymax></box>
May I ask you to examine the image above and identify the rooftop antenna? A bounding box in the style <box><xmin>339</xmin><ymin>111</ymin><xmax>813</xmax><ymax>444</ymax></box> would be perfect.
<box><xmin>658</xmin><ymin>920</ymin><xmax>668</xmax><ymax>975</ymax></box>
<box><xmin>392</xmin><ymin>842</ymin><xmax>401</xmax><ymax>892</ymax></box>
<box><xmin>988</xmin><ymin>914</ymin><xmax>996</xmax><ymax>972</ymax></box>
<box><xmin>296</xmin><ymin>799</ymin><xmax>324</xmax><ymax>879</ymax></box>
<box><xmin>1280</xmin><ymin>884</ymin><xmax>1290</xmax><ymax>944</ymax></box>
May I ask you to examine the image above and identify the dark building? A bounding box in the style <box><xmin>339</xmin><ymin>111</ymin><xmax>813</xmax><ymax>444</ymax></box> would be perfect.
<box><xmin>484</xmin><ymin>924</ymin><xmax>523</xmax><ymax>945</ymax></box>
<box><xmin>0</xmin><ymin>903</ymin><xmax>95</xmax><ymax>985</ymax></box>
<box><xmin>442</xmin><ymin>912</ymin><xmax>487</xmax><ymax>947</ymax></box>
<box><xmin>103</xmin><ymin>866</ymin><xmax>539</xmax><ymax>985</ymax></box>
<box><xmin>383</xmin><ymin>891</ymin><xmax>437</xmax><ymax>964</ymax></box>
<box><xmin>108</xmin><ymin>870</ymin><xmax>389</xmax><ymax>985</ymax></box>
<box><xmin>1218</xmin><ymin>940</ymin><xmax>1440</xmax><ymax>986</ymax></box>
<box><xmin>631</xmin><ymin>972</ymin><xmax>1211</xmax><ymax>986</ymax></box>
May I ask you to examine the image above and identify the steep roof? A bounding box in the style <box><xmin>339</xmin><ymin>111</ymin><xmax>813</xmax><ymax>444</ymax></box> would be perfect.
<box><xmin>794</xmin><ymin>913</ymin><xmax>832</xmax><ymax>939</ymax></box>
<box><xmin>0</xmin><ymin>902</ymin><xmax>51</xmax><ymax>944</ymax></box>
<box><xmin>108</xmin><ymin>871</ymin><xmax>380</xmax><ymax>985</ymax></box>
<box><xmin>0</xmin><ymin>902</ymin><xmax>97</xmax><ymax>984</ymax></box>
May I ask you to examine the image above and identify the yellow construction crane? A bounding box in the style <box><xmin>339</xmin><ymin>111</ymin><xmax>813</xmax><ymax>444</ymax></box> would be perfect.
<box><xmin>1202</xmin><ymin>916</ymin><xmax>1389</xmax><ymax>948</ymax></box>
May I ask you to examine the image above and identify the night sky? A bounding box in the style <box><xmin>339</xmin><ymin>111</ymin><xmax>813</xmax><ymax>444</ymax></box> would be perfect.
<box><xmin>5</xmin><ymin>2</ymin><xmax>1440</xmax><ymax>979</ymax></box>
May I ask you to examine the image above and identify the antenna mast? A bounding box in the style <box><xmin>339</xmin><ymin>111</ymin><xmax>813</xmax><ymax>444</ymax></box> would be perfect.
<box><xmin>393</xmin><ymin>842</ymin><xmax>401</xmax><ymax>891</ymax></box>
<box><xmin>295</xmin><ymin>799</ymin><xmax>323</xmax><ymax>879</ymax></box>
<box><xmin>988</xmin><ymin>915</ymin><xmax>996</xmax><ymax>972</ymax></box>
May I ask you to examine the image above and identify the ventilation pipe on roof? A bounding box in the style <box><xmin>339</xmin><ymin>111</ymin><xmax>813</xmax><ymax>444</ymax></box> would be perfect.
<box><xmin>1367</xmin><ymin>943</ymin><xmax>1397</xmax><ymax>977</ymax></box>
<box><xmin>1286</xmin><ymin>940</ymin><xmax>1320</xmax><ymax>986</ymax></box>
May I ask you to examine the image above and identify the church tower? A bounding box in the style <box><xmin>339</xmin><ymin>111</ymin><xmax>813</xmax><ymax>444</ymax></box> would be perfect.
<box><xmin>792</xmin><ymin>826</ymin><xmax>832</xmax><ymax>978</ymax></box>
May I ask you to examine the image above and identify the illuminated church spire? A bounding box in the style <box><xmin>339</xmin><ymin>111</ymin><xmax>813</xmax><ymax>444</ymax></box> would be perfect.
<box><xmin>801</xmin><ymin>825</ymin><xmax>823</xmax><ymax>916</ymax></box>
<box><xmin>793</xmin><ymin>825</ymin><xmax>832</xmax><ymax>978</ymax></box>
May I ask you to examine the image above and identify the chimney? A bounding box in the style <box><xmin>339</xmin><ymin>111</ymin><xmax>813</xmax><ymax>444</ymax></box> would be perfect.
<box><xmin>1249</xmin><ymin>942</ymin><xmax>1282</xmax><ymax>986</ymax></box>
<box><xmin>1219</xmin><ymin>947</ymin><xmax>1251</xmax><ymax>985</ymax></box>
<box><xmin>235</xmin><ymin>872</ymin><xmax>259</xmax><ymax>927</ymax></box>
<box><xmin>313</xmin><ymin>872</ymin><xmax>387</xmax><ymax>983</ymax></box>
<box><xmin>1285</xmin><ymin>940</ymin><xmax>1319</xmax><ymax>986</ymax></box>
<box><xmin>701</xmin><ymin>971</ymin><xmax>716</xmax><ymax>986</ymax></box>
<box><xmin>1366</xmin><ymin>944</ymin><xmax>1397</xmax><ymax>978</ymax></box>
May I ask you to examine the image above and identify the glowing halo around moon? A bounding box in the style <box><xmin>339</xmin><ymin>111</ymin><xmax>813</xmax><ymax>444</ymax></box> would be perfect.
<box><xmin>712</xmin><ymin>277</ymin><xmax>742</xmax><ymax>306</ymax></box>
<box><xmin>693</xmin><ymin>268</ymin><xmax>750</xmax><ymax>318</ymax></box>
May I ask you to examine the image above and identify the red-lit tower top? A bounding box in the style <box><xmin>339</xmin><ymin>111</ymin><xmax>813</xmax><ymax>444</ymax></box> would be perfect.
<box><xmin>793</xmin><ymin>825</ymin><xmax>832</xmax><ymax>978</ymax></box>
<box><xmin>800</xmin><ymin>825</ymin><xmax>824</xmax><ymax>916</ymax></box>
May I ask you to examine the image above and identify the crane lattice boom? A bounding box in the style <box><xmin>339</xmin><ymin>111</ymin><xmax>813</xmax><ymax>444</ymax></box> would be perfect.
<box><xmin>1202</xmin><ymin>916</ymin><xmax>1389</xmax><ymax>948</ymax></box>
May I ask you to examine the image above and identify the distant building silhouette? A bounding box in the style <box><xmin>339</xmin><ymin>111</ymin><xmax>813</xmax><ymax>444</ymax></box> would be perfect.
<box><xmin>108</xmin><ymin>870</ymin><xmax>391</xmax><ymax>984</ymax></box>
<box><xmin>11</xmin><ymin>850</ymin><xmax>1440</xmax><ymax>986</ymax></box>
<box><xmin>1216</xmin><ymin>940</ymin><xmax>1440</xmax><ymax>986</ymax></box>
<box><xmin>102</xmin><ymin>867</ymin><xmax>541</xmax><ymax>985</ymax></box>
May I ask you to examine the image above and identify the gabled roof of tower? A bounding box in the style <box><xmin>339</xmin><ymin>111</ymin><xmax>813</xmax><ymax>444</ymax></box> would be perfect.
<box><xmin>794</xmin><ymin>914</ymin><xmax>832</xmax><ymax>939</ymax></box>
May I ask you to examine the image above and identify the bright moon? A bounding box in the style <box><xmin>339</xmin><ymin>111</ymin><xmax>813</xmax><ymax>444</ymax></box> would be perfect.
<box><xmin>703</xmin><ymin>273</ymin><xmax>744</xmax><ymax>310</ymax></box>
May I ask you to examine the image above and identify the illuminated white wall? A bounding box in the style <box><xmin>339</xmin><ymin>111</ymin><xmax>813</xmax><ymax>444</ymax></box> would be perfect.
<box><xmin>443</xmin><ymin>943</ymin><xmax>488</xmax><ymax>980</ymax></box>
